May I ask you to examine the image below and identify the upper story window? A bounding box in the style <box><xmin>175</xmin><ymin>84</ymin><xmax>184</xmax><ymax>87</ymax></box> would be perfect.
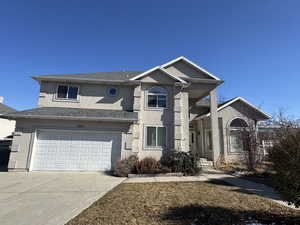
<box><xmin>147</xmin><ymin>86</ymin><xmax>167</xmax><ymax>108</ymax></box>
<box><xmin>56</xmin><ymin>84</ymin><xmax>79</xmax><ymax>100</ymax></box>
<box><xmin>107</xmin><ymin>87</ymin><xmax>118</xmax><ymax>97</ymax></box>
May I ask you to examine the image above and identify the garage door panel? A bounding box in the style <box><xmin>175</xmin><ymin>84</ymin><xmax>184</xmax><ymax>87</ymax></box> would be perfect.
<box><xmin>31</xmin><ymin>131</ymin><xmax>121</xmax><ymax>171</ymax></box>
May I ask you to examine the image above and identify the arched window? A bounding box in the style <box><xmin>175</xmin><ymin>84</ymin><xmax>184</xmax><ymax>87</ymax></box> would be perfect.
<box><xmin>230</xmin><ymin>118</ymin><xmax>248</xmax><ymax>128</ymax></box>
<box><xmin>229</xmin><ymin>118</ymin><xmax>248</xmax><ymax>153</ymax></box>
<box><xmin>147</xmin><ymin>86</ymin><xmax>167</xmax><ymax>108</ymax></box>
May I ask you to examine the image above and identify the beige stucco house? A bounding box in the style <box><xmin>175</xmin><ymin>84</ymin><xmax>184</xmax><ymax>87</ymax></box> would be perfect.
<box><xmin>0</xmin><ymin>97</ymin><xmax>16</xmax><ymax>140</ymax></box>
<box><xmin>1</xmin><ymin>57</ymin><xmax>270</xmax><ymax>171</ymax></box>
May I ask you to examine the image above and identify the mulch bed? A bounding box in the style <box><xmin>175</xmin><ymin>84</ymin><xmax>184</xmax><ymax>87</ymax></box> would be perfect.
<box><xmin>66</xmin><ymin>181</ymin><xmax>300</xmax><ymax>225</ymax></box>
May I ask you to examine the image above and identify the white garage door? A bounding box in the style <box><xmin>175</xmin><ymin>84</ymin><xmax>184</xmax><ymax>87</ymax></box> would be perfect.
<box><xmin>31</xmin><ymin>131</ymin><xmax>121</xmax><ymax>171</ymax></box>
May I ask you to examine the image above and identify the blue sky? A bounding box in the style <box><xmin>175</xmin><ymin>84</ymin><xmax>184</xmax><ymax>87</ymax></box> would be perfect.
<box><xmin>1</xmin><ymin>0</ymin><xmax>299</xmax><ymax>117</ymax></box>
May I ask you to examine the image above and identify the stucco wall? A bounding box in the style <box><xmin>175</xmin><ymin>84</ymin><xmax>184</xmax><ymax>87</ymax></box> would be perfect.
<box><xmin>164</xmin><ymin>60</ymin><xmax>212</xmax><ymax>80</ymax></box>
<box><xmin>137</xmin><ymin>83</ymin><xmax>175</xmax><ymax>160</ymax></box>
<box><xmin>140</xmin><ymin>70</ymin><xmax>178</xmax><ymax>84</ymax></box>
<box><xmin>38</xmin><ymin>81</ymin><xmax>135</xmax><ymax>110</ymax></box>
<box><xmin>0</xmin><ymin>118</ymin><xmax>15</xmax><ymax>139</ymax></box>
<box><xmin>8</xmin><ymin>119</ymin><xmax>133</xmax><ymax>170</ymax></box>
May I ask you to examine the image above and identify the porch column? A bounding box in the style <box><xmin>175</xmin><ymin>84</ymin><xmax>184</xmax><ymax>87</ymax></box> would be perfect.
<box><xmin>210</xmin><ymin>89</ymin><xmax>220</xmax><ymax>165</ymax></box>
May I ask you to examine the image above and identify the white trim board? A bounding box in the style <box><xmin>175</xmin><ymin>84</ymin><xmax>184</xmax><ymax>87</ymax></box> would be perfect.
<box><xmin>197</xmin><ymin>97</ymin><xmax>272</xmax><ymax>120</ymax></box>
<box><xmin>161</xmin><ymin>56</ymin><xmax>221</xmax><ymax>81</ymax></box>
<box><xmin>130</xmin><ymin>66</ymin><xmax>187</xmax><ymax>84</ymax></box>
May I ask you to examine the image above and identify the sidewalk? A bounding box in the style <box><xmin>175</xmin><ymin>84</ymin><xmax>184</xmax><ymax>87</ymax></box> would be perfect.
<box><xmin>125</xmin><ymin>169</ymin><xmax>298</xmax><ymax>210</ymax></box>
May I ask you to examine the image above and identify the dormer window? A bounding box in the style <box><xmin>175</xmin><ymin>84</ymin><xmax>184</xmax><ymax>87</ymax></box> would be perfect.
<box><xmin>56</xmin><ymin>85</ymin><xmax>79</xmax><ymax>100</ymax></box>
<box><xmin>147</xmin><ymin>86</ymin><xmax>167</xmax><ymax>108</ymax></box>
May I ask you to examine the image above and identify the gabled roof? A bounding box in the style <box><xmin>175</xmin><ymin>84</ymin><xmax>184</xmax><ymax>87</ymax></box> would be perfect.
<box><xmin>129</xmin><ymin>66</ymin><xmax>187</xmax><ymax>84</ymax></box>
<box><xmin>31</xmin><ymin>56</ymin><xmax>221</xmax><ymax>85</ymax></box>
<box><xmin>0</xmin><ymin>103</ymin><xmax>17</xmax><ymax>115</ymax></box>
<box><xmin>161</xmin><ymin>56</ymin><xmax>221</xmax><ymax>81</ymax></box>
<box><xmin>0</xmin><ymin>107</ymin><xmax>138</xmax><ymax>122</ymax></box>
<box><xmin>198</xmin><ymin>97</ymin><xmax>271</xmax><ymax>120</ymax></box>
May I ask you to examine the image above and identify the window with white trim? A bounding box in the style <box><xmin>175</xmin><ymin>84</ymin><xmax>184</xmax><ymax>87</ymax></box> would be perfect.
<box><xmin>146</xmin><ymin>126</ymin><xmax>166</xmax><ymax>147</ymax></box>
<box><xmin>56</xmin><ymin>85</ymin><xmax>79</xmax><ymax>100</ymax></box>
<box><xmin>147</xmin><ymin>86</ymin><xmax>167</xmax><ymax>108</ymax></box>
<box><xmin>229</xmin><ymin>118</ymin><xmax>248</xmax><ymax>153</ymax></box>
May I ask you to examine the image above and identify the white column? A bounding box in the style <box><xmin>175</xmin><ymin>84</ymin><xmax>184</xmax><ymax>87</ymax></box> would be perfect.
<box><xmin>210</xmin><ymin>89</ymin><xmax>220</xmax><ymax>165</ymax></box>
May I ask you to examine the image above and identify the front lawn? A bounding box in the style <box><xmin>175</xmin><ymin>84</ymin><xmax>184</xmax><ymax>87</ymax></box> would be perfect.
<box><xmin>66</xmin><ymin>181</ymin><xmax>300</xmax><ymax>225</ymax></box>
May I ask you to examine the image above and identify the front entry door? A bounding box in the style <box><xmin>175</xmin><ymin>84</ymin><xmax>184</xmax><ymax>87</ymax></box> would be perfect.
<box><xmin>204</xmin><ymin>129</ymin><xmax>213</xmax><ymax>160</ymax></box>
<box><xmin>189</xmin><ymin>130</ymin><xmax>197</xmax><ymax>152</ymax></box>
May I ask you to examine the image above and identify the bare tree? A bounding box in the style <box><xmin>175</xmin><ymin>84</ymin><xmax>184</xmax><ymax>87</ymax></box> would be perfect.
<box><xmin>261</xmin><ymin>108</ymin><xmax>300</xmax><ymax>145</ymax></box>
<box><xmin>240</xmin><ymin>120</ymin><xmax>262</xmax><ymax>171</ymax></box>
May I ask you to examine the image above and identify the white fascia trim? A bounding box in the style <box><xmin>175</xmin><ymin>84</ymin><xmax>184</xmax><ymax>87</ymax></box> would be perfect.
<box><xmin>197</xmin><ymin>97</ymin><xmax>272</xmax><ymax>119</ymax></box>
<box><xmin>161</xmin><ymin>56</ymin><xmax>221</xmax><ymax>81</ymax></box>
<box><xmin>130</xmin><ymin>66</ymin><xmax>187</xmax><ymax>84</ymax></box>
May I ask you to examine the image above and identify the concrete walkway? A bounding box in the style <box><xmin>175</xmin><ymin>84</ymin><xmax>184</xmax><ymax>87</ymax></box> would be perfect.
<box><xmin>0</xmin><ymin>172</ymin><xmax>125</xmax><ymax>225</ymax></box>
<box><xmin>125</xmin><ymin>169</ymin><xmax>298</xmax><ymax>210</ymax></box>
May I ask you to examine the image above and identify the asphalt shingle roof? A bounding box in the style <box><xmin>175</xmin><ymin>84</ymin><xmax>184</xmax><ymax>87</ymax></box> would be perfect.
<box><xmin>1</xmin><ymin>107</ymin><xmax>138</xmax><ymax>122</ymax></box>
<box><xmin>33</xmin><ymin>71</ymin><xmax>143</xmax><ymax>82</ymax></box>
<box><xmin>0</xmin><ymin>103</ymin><xmax>17</xmax><ymax>115</ymax></box>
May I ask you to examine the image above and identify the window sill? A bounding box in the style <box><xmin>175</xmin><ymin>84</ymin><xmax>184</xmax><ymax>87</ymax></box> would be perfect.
<box><xmin>53</xmin><ymin>98</ymin><xmax>80</xmax><ymax>103</ymax></box>
<box><xmin>145</xmin><ymin>107</ymin><xmax>168</xmax><ymax>111</ymax></box>
<box><xmin>143</xmin><ymin>148</ymin><xmax>165</xmax><ymax>151</ymax></box>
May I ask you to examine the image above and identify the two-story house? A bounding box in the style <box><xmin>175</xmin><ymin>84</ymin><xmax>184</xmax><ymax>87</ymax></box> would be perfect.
<box><xmin>2</xmin><ymin>56</ymin><xmax>271</xmax><ymax>171</ymax></box>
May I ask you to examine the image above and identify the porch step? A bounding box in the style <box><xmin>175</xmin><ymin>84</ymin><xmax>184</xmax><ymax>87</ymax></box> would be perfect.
<box><xmin>198</xmin><ymin>158</ymin><xmax>213</xmax><ymax>168</ymax></box>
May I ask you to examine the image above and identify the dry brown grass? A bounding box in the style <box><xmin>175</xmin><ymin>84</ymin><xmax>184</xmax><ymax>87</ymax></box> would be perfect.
<box><xmin>66</xmin><ymin>181</ymin><xmax>300</xmax><ymax>225</ymax></box>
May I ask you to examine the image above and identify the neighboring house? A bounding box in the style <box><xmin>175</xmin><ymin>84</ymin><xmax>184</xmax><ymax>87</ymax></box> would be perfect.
<box><xmin>0</xmin><ymin>97</ymin><xmax>16</xmax><ymax>139</ymax></box>
<box><xmin>1</xmin><ymin>56</ymin><xmax>270</xmax><ymax>171</ymax></box>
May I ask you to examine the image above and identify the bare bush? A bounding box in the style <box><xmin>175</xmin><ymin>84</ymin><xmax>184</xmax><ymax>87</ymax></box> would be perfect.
<box><xmin>113</xmin><ymin>155</ymin><xmax>138</xmax><ymax>177</ymax></box>
<box><xmin>135</xmin><ymin>157</ymin><xmax>161</xmax><ymax>174</ymax></box>
<box><xmin>266</xmin><ymin>110</ymin><xmax>300</xmax><ymax>207</ymax></box>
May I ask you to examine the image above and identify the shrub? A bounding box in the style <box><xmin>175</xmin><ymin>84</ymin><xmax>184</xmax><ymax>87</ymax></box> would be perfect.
<box><xmin>160</xmin><ymin>151</ymin><xmax>200</xmax><ymax>175</ymax></box>
<box><xmin>135</xmin><ymin>157</ymin><xmax>161</xmax><ymax>174</ymax></box>
<box><xmin>268</xmin><ymin>129</ymin><xmax>300</xmax><ymax>207</ymax></box>
<box><xmin>113</xmin><ymin>155</ymin><xmax>138</xmax><ymax>177</ymax></box>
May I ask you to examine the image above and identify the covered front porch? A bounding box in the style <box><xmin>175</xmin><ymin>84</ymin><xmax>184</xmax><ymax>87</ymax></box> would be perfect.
<box><xmin>186</xmin><ymin>80</ymin><xmax>223</xmax><ymax>165</ymax></box>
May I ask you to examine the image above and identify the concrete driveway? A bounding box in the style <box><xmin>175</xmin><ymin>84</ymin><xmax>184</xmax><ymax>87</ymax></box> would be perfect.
<box><xmin>0</xmin><ymin>172</ymin><xmax>125</xmax><ymax>225</ymax></box>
